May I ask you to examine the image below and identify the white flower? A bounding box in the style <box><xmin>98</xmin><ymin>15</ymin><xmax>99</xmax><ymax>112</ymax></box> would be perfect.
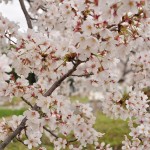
<box><xmin>138</xmin><ymin>124</ymin><xmax>150</xmax><ymax>136</ymax></box>
<box><xmin>24</xmin><ymin>134</ymin><xmax>41</xmax><ymax>149</ymax></box>
<box><xmin>54</xmin><ymin>138</ymin><xmax>67</xmax><ymax>150</ymax></box>
<box><xmin>81</xmin><ymin>19</ymin><xmax>96</xmax><ymax>36</ymax></box>
<box><xmin>8</xmin><ymin>115</ymin><xmax>24</xmax><ymax>131</ymax></box>
<box><xmin>118</xmin><ymin>0</ymin><xmax>138</xmax><ymax>14</ymax></box>
<box><xmin>24</xmin><ymin>110</ymin><xmax>40</xmax><ymax>120</ymax></box>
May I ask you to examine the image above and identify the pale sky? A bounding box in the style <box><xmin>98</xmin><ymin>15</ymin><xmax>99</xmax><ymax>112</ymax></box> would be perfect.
<box><xmin>0</xmin><ymin>1</ymin><xmax>27</xmax><ymax>31</ymax></box>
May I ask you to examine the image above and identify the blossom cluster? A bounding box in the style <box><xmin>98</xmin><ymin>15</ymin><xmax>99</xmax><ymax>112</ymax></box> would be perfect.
<box><xmin>0</xmin><ymin>0</ymin><xmax>150</xmax><ymax>150</ymax></box>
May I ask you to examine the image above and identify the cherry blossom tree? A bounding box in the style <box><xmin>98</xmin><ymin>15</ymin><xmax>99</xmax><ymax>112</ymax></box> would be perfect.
<box><xmin>0</xmin><ymin>0</ymin><xmax>150</xmax><ymax>149</ymax></box>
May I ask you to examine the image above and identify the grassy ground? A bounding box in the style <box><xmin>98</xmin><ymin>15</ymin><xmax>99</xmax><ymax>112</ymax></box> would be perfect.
<box><xmin>0</xmin><ymin>95</ymin><xmax>130</xmax><ymax>149</ymax></box>
<box><xmin>71</xmin><ymin>96</ymin><xmax>130</xmax><ymax>149</ymax></box>
<box><xmin>5</xmin><ymin>142</ymin><xmax>53</xmax><ymax>150</ymax></box>
<box><xmin>95</xmin><ymin>112</ymin><xmax>129</xmax><ymax>149</ymax></box>
<box><xmin>0</xmin><ymin>106</ymin><xmax>129</xmax><ymax>150</ymax></box>
<box><xmin>0</xmin><ymin>108</ymin><xmax>25</xmax><ymax>118</ymax></box>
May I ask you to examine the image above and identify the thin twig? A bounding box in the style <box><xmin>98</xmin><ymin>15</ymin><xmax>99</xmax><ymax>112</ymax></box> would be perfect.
<box><xmin>16</xmin><ymin>137</ymin><xmax>27</xmax><ymax>146</ymax></box>
<box><xmin>43</xmin><ymin>126</ymin><xmax>58</xmax><ymax>139</ymax></box>
<box><xmin>5</xmin><ymin>34</ymin><xmax>17</xmax><ymax>45</ymax></box>
<box><xmin>30</xmin><ymin>16</ymin><xmax>37</xmax><ymax>20</ymax></box>
<box><xmin>71</xmin><ymin>72</ymin><xmax>93</xmax><ymax>78</ymax></box>
<box><xmin>44</xmin><ymin>126</ymin><xmax>77</xmax><ymax>143</ymax></box>
<box><xmin>67</xmin><ymin>138</ymin><xmax>78</xmax><ymax>143</ymax></box>
<box><xmin>21</xmin><ymin>97</ymin><xmax>33</xmax><ymax>108</ymax></box>
<box><xmin>44</xmin><ymin>126</ymin><xmax>78</xmax><ymax>144</ymax></box>
<box><xmin>39</xmin><ymin>5</ymin><xmax>47</xmax><ymax>12</ymax></box>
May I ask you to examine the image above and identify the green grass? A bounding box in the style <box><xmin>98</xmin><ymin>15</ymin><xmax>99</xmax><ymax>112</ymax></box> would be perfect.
<box><xmin>0</xmin><ymin>108</ymin><xmax>25</xmax><ymax>118</ymax></box>
<box><xmin>95</xmin><ymin>112</ymin><xmax>129</xmax><ymax>149</ymax></box>
<box><xmin>0</xmin><ymin>105</ymin><xmax>129</xmax><ymax>150</ymax></box>
<box><xmin>6</xmin><ymin>142</ymin><xmax>53</xmax><ymax>150</ymax></box>
<box><xmin>70</xmin><ymin>96</ymin><xmax>89</xmax><ymax>103</ymax></box>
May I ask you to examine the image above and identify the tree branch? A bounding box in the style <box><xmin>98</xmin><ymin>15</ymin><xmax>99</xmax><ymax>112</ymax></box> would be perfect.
<box><xmin>44</xmin><ymin>60</ymin><xmax>81</xmax><ymax>97</ymax></box>
<box><xmin>71</xmin><ymin>72</ymin><xmax>93</xmax><ymax>78</ymax></box>
<box><xmin>68</xmin><ymin>138</ymin><xmax>78</xmax><ymax>143</ymax></box>
<box><xmin>21</xmin><ymin>97</ymin><xmax>33</xmax><ymax>108</ymax></box>
<box><xmin>16</xmin><ymin>137</ymin><xmax>27</xmax><ymax>146</ymax></box>
<box><xmin>19</xmin><ymin>0</ymin><xmax>33</xmax><ymax>29</ymax></box>
<box><xmin>43</xmin><ymin>126</ymin><xmax>59</xmax><ymax>139</ymax></box>
<box><xmin>39</xmin><ymin>5</ymin><xmax>47</xmax><ymax>12</ymax></box>
<box><xmin>5</xmin><ymin>34</ymin><xmax>17</xmax><ymax>45</ymax></box>
<box><xmin>0</xmin><ymin>60</ymin><xmax>82</xmax><ymax>149</ymax></box>
<box><xmin>0</xmin><ymin>117</ymin><xmax>27</xmax><ymax>150</ymax></box>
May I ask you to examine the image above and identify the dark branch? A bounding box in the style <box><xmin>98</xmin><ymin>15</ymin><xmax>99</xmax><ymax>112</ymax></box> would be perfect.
<box><xmin>5</xmin><ymin>34</ymin><xmax>17</xmax><ymax>45</ymax></box>
<box><xmin>44</xmin><ymin>127</ymin><xmax>77</xmax><ymax>143</ymax></box>
<box><xmin>44</xmin><ymin>60</ymin><xmax>81</xmax><ymax>97</ymax></box>
<box><xmin>39</xmin><ymin>5</ymin><xmax>47</xmax><ymax>12</ymax></box>
<box><xmin>19</xmin><ymin>0</ymin><xmax>33</xmax><ymax>29</ymax></box>
<box><xmin>71</xmin><ymin>72</ymin><xmax>93</xmax><ymax>78</ymax></box>
<box><xmin>68</xmin><ymin>138</ymin><xmax>78</xmax><ymax>143</ymax></box>
<box><xmin>21</xmin><ymin>97</ymin><xmax>33</xmax><ymax>108</ymax></box>
<box><xmin>0</xmin><ymin>117</ymin><xmax>27</xmax><ymax>150</ymax></box>
<box><xmin>43</xmin><ymin>126</ymin><xmax>58</xmax><ymax>139</ymax></box>
<box><xmin>16</xmin><ymin>137</ymin><xmax>27</xmax><ymax>146</ymax></box>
